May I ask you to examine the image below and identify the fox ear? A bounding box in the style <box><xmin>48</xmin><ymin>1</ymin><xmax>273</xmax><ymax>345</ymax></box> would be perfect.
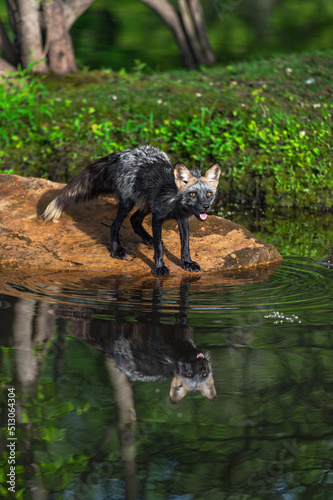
<box><xmin>199</xmin><ymin>376</ymin><xmax>216</xmax><ymax>401</ymax></box>
<box><xmin>174</xmin><ymin>162</ymin><xmax>196</xmax><ymax>191</ymax></box>
<box><xmin>170</xmin><ymin>375</ymin><xmax>190</xmax><ymax>404</ymax></box>
<box><xmin>203</xmin><ymin>163</ymin><xmax>221</xmax><ymax>189</ymax></box>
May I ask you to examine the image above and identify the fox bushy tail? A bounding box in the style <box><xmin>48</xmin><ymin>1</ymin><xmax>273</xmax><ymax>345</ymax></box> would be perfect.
<box><xmin>43</xmin><ymin>154</ymin><xmax>117</xmax><ymax>221</ymax></box>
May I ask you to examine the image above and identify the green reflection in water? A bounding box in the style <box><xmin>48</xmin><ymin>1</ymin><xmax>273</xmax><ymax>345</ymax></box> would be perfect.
<box><xmin>0</xmin><ymin>257</ymin><xmax>332</xmax><ymax>498</ymax></box>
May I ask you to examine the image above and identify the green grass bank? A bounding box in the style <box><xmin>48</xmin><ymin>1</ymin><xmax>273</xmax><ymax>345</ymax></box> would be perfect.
<box><xmin>1</xmin><ymin>51</ymin><xmax>332</xmax><ymax>210</ymax></box>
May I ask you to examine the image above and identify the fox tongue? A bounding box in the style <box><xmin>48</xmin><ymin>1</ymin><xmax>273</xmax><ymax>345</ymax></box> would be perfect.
<box><xmin>197</xmin><ymin>353</ymin><xmax>204</xmax><ymax>359</ymax></box>
<box><xmin>199</xmin><ymin>213</ymin><xmax>207</xmax><ymax>221</ymax></box>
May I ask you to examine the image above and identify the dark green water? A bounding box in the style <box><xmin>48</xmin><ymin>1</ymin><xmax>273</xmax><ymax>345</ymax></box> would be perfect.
<box><xmin>1</xmin><ymin>210</ymin><xmax>333</xmax><ymax>499</ymax></box>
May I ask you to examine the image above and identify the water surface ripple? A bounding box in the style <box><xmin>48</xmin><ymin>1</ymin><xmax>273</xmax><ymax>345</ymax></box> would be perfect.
<box><xmin>1</xmin><ymin>257</ymin><xmax>331</xmax><ymax>316</ymax></box>
<box><xmin>0</xmin><ymin>257</ymin><xmax>332</xmax><ymax>499</ymax></box>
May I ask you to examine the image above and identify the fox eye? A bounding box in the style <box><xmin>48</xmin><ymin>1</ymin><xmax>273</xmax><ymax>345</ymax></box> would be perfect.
<box><xmin>203</xmin><ymin>372</ymin><xmax>207</xmax><ymax>378</ymax></box>
<box><xmin>190</xmin><ymin>192</ymin><xmax>196</xmax><ymax>197</ymax></box>
<box><xmin>186</xmin><ymin>373</ymin><xmax>193</xmax><ymax>378</ymax></box>
<box><xmin>207</xmin><ymin>191</ymin><xmax>212</xmax><ymax>197</ymax></box>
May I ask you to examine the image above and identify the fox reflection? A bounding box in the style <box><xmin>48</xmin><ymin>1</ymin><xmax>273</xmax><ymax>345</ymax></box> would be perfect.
<box><xmin>58</xmin><ymin>308</ymin><xmax>216</xmax><ymax>404</ymax></box>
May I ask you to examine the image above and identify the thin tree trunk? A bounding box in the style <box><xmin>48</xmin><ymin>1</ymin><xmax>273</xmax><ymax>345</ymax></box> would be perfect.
<box><xmin>188</xmin><ymin>0</ymin><xmax>216</xmax><ymax>65</ymax></box>
<box><xmin>16</xmin><ymin>0</ymin><xmax>48</xmax><ymax>72</ymax></box>
<box><xmin>43</xmin><ymin>0</ymin><xmax>77</xmax><ymax>74</ymax></box>
<box><xmin>138</xmin><ymin>0</ymin><xmax>197</xmax><ymax>69</ymax></box>
<box><xmin>178</xmin><ymin>0</ymin><xmax>205</xmax><ymax>66</ymax></box>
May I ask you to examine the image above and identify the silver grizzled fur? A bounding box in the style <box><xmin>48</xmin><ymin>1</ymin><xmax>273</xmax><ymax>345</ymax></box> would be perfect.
<box><xmin>43</xmin><ymin>145</ymin><xmax>221</xmax><ymax>275</ymax></box>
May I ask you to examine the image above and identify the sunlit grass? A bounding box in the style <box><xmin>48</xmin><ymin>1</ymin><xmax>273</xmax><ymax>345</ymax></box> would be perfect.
<box><xmin>1</xmin><ymin>50</ymin><xmax>332</xmax><ymax>210</ymax></box>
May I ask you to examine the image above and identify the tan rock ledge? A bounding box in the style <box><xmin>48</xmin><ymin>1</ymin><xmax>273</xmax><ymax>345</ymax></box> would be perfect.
<box><xmin>0</xmin><ymin>174</ymin><xmax>282</xmax><ymax>275</ymax></box>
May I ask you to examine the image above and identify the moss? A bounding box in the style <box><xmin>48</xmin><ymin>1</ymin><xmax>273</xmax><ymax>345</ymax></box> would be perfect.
<box><xmin>1</xmin><ymin>50</ymin><xmax>332</xmax><ymax>210</ymax></box>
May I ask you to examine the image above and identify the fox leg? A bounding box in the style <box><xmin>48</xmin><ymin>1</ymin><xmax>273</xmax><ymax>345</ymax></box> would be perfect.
<box><xmin>110</xmin><ymin>200</ymin><xmax>134</xmax><ymax>259</ymax></box>
<box><xmin>177</xmin><ymin>218</ymin><xmax>201</xmax><ymax>272</ymax></box>
<box><xmin>130</xmin><ymin>209</ymin><xmax>153</xmax><ymax>246</ymax></box>
<box><xmin>151</xmin><ymin>215</ymin><xmax>170</xmax><ymax>275</ymax></box>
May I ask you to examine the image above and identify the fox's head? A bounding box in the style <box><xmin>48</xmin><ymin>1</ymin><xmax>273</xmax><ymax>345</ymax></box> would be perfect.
<box><xmin>174</xmin><ymin>162</ymin><xmax>221</xmax><ymax>221</ymax></box>
<box><xmin>169</xmin><ymin>351</ymin><xmax>216</xmax><ymax>404</ymax></box>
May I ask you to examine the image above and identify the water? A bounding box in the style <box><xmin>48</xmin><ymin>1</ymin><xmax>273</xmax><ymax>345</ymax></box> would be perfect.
<box><xmin>1</xmin><ymin>210</ymin><xmax>333</xmax><ymax>499</ymax></box>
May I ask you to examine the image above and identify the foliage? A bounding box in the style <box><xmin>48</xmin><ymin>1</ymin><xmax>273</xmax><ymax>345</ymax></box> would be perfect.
<box><xmin>217</xmin><ymin>206</ymin><xmax>333</xmax><ymax>260</ymax></box>
<box><xmin>71</xmin><ymin>0</ymin><xmax>333</xmax><ymax>71</ymax></box>
<box><xmin>0</xmin><ymin>51</ymin><xmax>333</xmax><ymax>209</ymax></box>
<box><xmin>2</xmin><ymin>0</ymin><xmax>333</xmax><ymax>73</ymax></box>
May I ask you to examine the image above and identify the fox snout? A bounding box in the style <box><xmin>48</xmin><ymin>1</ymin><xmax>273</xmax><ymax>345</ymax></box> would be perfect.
<box><xmin>193</xmin><ymin>198</ymin><xmax>213</xmax><ymax>221</ymax></box>
<box><xmin>201</xmin><ymin>202</ymin><xmax>210</xmax><ymax>211</ymax></box>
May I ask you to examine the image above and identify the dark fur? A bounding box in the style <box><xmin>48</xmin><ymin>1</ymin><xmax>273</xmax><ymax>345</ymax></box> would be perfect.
<box><xmin>43</xmin><ymin>145</ymin><xmax>221</xmax><ymax>275</ymax></box>
<box><xmin>56</xmin><ymin>308</ymin><xmax>216</xmax><ymax>403</ymax></box>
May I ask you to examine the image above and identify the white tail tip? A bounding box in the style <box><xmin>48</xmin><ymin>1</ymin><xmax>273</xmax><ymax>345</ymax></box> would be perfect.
<box><xmin>43</xmin><ymin>199</ymin><xmax>62</xmax><ymax>221</ymax></box>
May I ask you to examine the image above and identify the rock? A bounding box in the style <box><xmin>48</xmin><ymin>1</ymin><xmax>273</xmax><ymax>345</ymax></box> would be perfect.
<box><xmin>0</xmin><ymin>174</ymin><xmax>282</xmax><ymax>275</ymax></box>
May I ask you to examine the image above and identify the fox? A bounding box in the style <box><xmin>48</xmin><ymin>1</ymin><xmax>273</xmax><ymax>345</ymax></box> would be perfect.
<box><xmin>43</xmin><ymin>145</ymin><xmax>221</xmax><ymax>275</ymax></box>
<box><xmin>55</xmin><ymin>306</ymin><xmax>216</xmax><ymax>404</ymax></box>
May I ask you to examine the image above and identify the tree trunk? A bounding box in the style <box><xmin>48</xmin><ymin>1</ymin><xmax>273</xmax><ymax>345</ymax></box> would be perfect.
<box><xmin>0</xmin><ymin>57</ymin><xmax>17</xmax><ymax>75</ymax></box>
<box><xmin>43</xmin><ymin>0</ymin><xmax>77</xmax><ymax>74</ymax></box>
<box><xmin>2</xmin><ymin>0</ymin><xmax>95</xmax><ymax>75</ymax></box>
<box><xmin>188</xmin><ymin>0</ymin><xmax>216</xmax><ymax>65</ymax></box>
<box><xmin>138</xmin><ymin>0</ymin><xmax>197</xmax><ymax>69</ymax></box>
<box><xmin>16</xmin><ymin>0</ymin><xmax>48</xmax><ymax>72</ymax></box>
<box><xmin>178</xmin><ymin>0</ymin><xmax>205</xmax><ymax>66</ymax></box>
<box><xmin>64</xmin><ymin>0</ymin><xmax>95</xmax><ymax>30</ymax></box>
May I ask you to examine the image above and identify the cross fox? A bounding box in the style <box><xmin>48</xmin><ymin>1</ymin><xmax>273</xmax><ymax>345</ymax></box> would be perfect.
<box><xmin>57</xmin><ymin>306</ymin><xmax>216</xmax><ymax>404</ymax></box>
<box><xmin>43</xmin><ymin>145</ymin><xmax>221</xmax><ymax>275</ymax></box>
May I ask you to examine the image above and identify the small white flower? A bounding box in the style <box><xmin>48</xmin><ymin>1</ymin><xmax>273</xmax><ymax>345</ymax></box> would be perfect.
<box><xmin>313</xmin><ymin>103</ymin><xmax>321</xmax><ymax>108</ymax></box>
<box><xmin>112</xmin><ymin>95</ymin><xmax>118</xmax><ymax>100</ymax></box>
<box><xmin>157</xmin><ymin>99</ymin><xmax>163</xmax><ymax>104</ymax></box>
<box><xmin>195</xmin><ymin>93</ymin><xmax>202</xmax><ymax>97</ymax></box>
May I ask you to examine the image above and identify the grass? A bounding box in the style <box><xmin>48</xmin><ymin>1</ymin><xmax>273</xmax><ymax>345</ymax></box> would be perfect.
<box><xmin>0</xmin><ymin>50</ymin><xmax>333</xmax><ymax>210</ymax></box>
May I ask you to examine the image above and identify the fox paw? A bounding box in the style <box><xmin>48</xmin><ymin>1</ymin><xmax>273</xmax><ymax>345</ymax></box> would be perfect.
<box><xmin>182</xmin><ymin>260</ymin><xmax>201</xmax><ymax>272</ymax></box>
<box><xmin>151</xmin><ymin>265</ymin><xmax>170</xmax><ymax>276</ymax></box>
<box><xmin>111</xmin><ymin>247</ymin><xmax>127</xmax><ymax>260</ymax></box>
